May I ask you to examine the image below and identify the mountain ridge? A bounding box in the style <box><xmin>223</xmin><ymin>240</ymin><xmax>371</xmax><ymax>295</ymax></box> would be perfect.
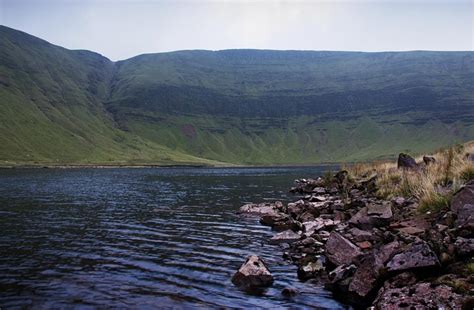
<box><xmin>1</xmin><ymin>25</ymin><xmax>473</xmax><ymax>165</ymax></box>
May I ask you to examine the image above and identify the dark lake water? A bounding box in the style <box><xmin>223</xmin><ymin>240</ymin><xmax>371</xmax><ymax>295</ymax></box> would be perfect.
<box><xmin>0</xmin><ymin>166</ymin><xmax>348</xmax><ymax>309</ymax></box>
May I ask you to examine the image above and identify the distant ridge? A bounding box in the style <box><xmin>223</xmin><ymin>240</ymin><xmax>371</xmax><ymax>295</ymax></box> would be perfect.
<box><xmin>1</xmin><ymin>25</ymin><xmax>473</xmax><ymax>165</ymax></box>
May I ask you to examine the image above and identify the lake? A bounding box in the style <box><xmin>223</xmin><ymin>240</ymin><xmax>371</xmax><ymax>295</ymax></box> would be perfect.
<box><xmin>0</xmin><ymin>167</ymin><xmax>348</xmax><ymax>309</ymax></box>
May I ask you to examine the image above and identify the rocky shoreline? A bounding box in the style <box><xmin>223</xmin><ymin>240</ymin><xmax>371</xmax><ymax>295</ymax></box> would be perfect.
<box><xmin>235</xmin><ymin>156</ymin><xmax>473</xmax><ymax>309</ymax></box>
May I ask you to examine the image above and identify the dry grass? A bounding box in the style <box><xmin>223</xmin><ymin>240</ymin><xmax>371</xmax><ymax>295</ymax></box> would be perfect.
<box><xmin>344</xmin><ymin>141</ymin><xmax>474</xmax><ymax>213</ymax></box>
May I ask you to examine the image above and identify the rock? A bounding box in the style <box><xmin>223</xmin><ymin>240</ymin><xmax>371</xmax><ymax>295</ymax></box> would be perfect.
<box><xmin>396</xmin><ymin>226</ymin><xmax>425</xmax><ymax>235</ymax></box>
<box><xmin>348</xmin><ymin>253</ymin><xmax>380</xmax><ymax>301</ymax></box>
<box><xmin>281</xmin><ymin>287</ymin><xmax>298</xmax><ymax>297</ymax></box>
<box><xmin>310</xmin><ymin>195</ymin><xmax>327</xmax><ymax>202</ymax></box>
<box><xmin>386</xmin><ymin>241</ymin><xmax>440</xmax><ymax>272</ymax></box>
<box><xmin>260</xmin><ymin>212</ymin><xmax>288</xmax><ymax>226</ymax></box>
<box><xmin>328</xmin><ymin>264</ymin><xmax>356</xmax><ymax>283</ymax></box>
<box><xmin>356</xmin><ymin>241</ymin><xmax>372</xmax><ymax>249</ymax></box>
<box><xmin>271</xmin><ymin>218</ymin><xmax>302</xmax><ymax>232</ymax></box>
<box><xmin>287</xmin><ymin>200</ymin><xmax>305</xmax><ymax>218</ymax></box>
<box><xmin>325</xmin><ymin>232</ymin><xmax>362</xmax><ymax>266</ymax></box>
<box><xmin>454</xmin><ymin>237</ymin><xmax>474</xmax><ymax>257</ymax></box>
<box><xmin>359</xmin><ymin>173</ymin><xmax>378</xmax><ymax>193</ymax></box>
<box><xmin>374</xmin><ymin>282</ymin><xmax>465</xmax><ymax>310</ymax></box>
<box><xmin>392</xmin><ymin>196</ymin><xmax>406</xmax><ymax>207</ymax></box>
<box><xmin>375</xmin><ymin>241</ymin><xmax>401</xmax><ymax>265</ymax></box>
<box><xmin>302</xmin><ymin>218</ymin><xmax>337</xmax><ymax>237</ymax></box>
<box><xmin>297</xmin><ymin>257</ymin><xmax>325</xmax><ymax>280</ymax></box>
<box><xmin>312</xmin><ymin>187</ymin><xmax>326</xmax><ymax>194</ymax></box>
<box><xmin>269</xmin><ymin>230</ymin><xmax>301</xmax><ymax>245</ymax></box>
<box><xmin>290</xmin><ymin>178</ymin><xmax>325</xmax><ymax>194</ymax></box>
<box><xmin>397</xmin><ymin>153</ymin><xmax>418</xmax><ymax>169</ymax></box>
<box><xmin>231</xmin><ymin>255</ymin><xmax>274</xmax><ymax>288</ymax></box>
<box><xmin>450</xmin><ymin>180</ymin><xmax>474</xmax><ymax>228</ymax></box>
<box><xmin>239</xmin><ymin>203</ymin><xmax>280</xmax><ymax>216</ymax></box>
<box><xmin>348</xmin><ymin>204</ymin><xmax>392</xmax><ymax>230</ymax></box>
<box><xmin>466</xmin><ymin>153</ymin><xmax>474</xmax><ymax>162</ymax></box>
<box><xmin>422</xmin><ymin>155</ymin><xmax>436</xmax><ymax>165</ymax></box>
<box><xmin>348</xmin><ymin>227</ymin><xmax>377</xmax><ymax>242</ymax></box>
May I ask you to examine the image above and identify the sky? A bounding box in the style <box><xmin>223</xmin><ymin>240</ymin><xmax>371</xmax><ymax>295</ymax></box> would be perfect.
<box><xmin>1</xmin><ymin>0</ymin><xmax>473</xmax><ymax>61</ymax></box>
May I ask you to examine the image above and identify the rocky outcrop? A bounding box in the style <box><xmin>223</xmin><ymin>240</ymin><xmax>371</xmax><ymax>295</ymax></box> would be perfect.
<box><xmin>231</xmin><ymin>255</ymin><xmax>274</xmax><ymax>289</ymax></box>
<box><xmin>238</xmin><ymin>167</ymin><xmax>473</xmax><ymax>308</ymax></box>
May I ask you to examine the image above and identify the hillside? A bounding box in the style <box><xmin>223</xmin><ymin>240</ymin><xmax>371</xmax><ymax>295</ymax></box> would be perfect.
<box><xmin>1</xmin><ymin>26</ymin><xmax>473</xmax><ymax>165</ymax></box>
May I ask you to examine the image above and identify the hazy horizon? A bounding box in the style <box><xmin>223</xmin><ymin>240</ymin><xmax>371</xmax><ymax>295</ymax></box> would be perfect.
<box><xmin>1</xmin><ymin>0</ymin><xmax>472</xmax><ymax>61</ymax></box>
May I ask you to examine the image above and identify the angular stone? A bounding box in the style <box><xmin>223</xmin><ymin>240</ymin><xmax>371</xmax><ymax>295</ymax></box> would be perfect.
<box><xmin>231</xmin><ymin>255</ymin><xmax>274</xmax><ymax>288</ymax></box>
<box><xmin>386</xmin><ymin>241</ymin><xmax>439</xmax><ymax>272</ymax></box>
<box><xmin>269</xmin><ymin>230</ymin><xmax>300</xmax><ymax>245</ymax></box>
<box><xmin>325</xmin><ymin>232</ymin><xmax>362</xmax><ymax>266</ymax></box>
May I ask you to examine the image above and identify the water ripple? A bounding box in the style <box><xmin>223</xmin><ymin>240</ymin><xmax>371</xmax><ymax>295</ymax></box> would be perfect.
<box><xmin>0</xmin><ymin>166</ymin><xmax>347</xmax><ymax>309</ymax></box>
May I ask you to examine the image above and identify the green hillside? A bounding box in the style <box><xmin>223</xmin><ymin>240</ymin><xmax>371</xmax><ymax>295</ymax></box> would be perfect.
<box><xmin>1</xmin><ymin>26</ymin><xmax>473</xmax><ymax>165</ymax></box>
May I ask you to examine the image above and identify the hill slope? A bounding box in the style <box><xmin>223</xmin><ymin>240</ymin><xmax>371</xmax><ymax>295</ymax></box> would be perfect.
<box><xmin>1</xmin><ymin>26</ymin><xmax>473</xmax><ymax>165</ymax></box>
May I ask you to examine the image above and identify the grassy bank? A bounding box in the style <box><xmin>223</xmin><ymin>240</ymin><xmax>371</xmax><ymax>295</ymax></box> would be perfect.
<box><xmin>345</xmin><ymin>141</ymin><xmax>474</xmax><ymax>213</ymax></box>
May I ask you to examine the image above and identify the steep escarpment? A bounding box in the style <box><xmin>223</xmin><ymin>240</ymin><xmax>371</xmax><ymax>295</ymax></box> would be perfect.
<box><xmin>1</xmin><ymin>25</ymin><xmax>473</xmax><ymax>165</ymax></box>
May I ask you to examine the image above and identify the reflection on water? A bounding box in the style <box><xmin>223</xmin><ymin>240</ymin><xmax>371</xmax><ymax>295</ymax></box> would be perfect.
<box><xmin>0</xmin><ymin>167</ymin><xmax>347</xmax><ymax>309</ymax></box>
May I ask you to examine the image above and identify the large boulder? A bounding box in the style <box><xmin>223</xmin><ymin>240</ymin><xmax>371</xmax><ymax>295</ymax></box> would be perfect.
<box><xmin>397</xmin><ymin>153</ymin><xmax>418</xmax><ymax>169</ymax></box>
<box><xmin>325</xmin><ymin>232</ymin><xmax>362</xmax><ymax>266</ymax></box>
<box><xmin>374</xmin><ymin>282</ymin><xmax>465</xmax><ymax>310</ymax></box>
<box><xmin>386</xmin><ymin>241</ymin><xmax>440</xmax><ymax>272</ymax></box>
<box><xmin>231</xmin><ymin>255</ymin><xmax>274</xmax><ymax>289</ymax></box>
<box><xmin>450</xmin><ymin>180</ymin><xmax>474</xmax><ymax>228</ymax></box>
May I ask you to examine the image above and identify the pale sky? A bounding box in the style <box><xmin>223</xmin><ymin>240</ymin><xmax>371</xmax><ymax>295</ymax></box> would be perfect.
<box><xmin>1</xmin><ymin>0</ymin><xmax>473</xmax><ymax>61</ymax></box>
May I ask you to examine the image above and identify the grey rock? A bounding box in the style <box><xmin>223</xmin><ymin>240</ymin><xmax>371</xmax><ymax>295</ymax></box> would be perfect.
<box><xmin>231</xmin><ymin>255</ymin><xmax>274</xmax><ymax>288</ymax></box>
